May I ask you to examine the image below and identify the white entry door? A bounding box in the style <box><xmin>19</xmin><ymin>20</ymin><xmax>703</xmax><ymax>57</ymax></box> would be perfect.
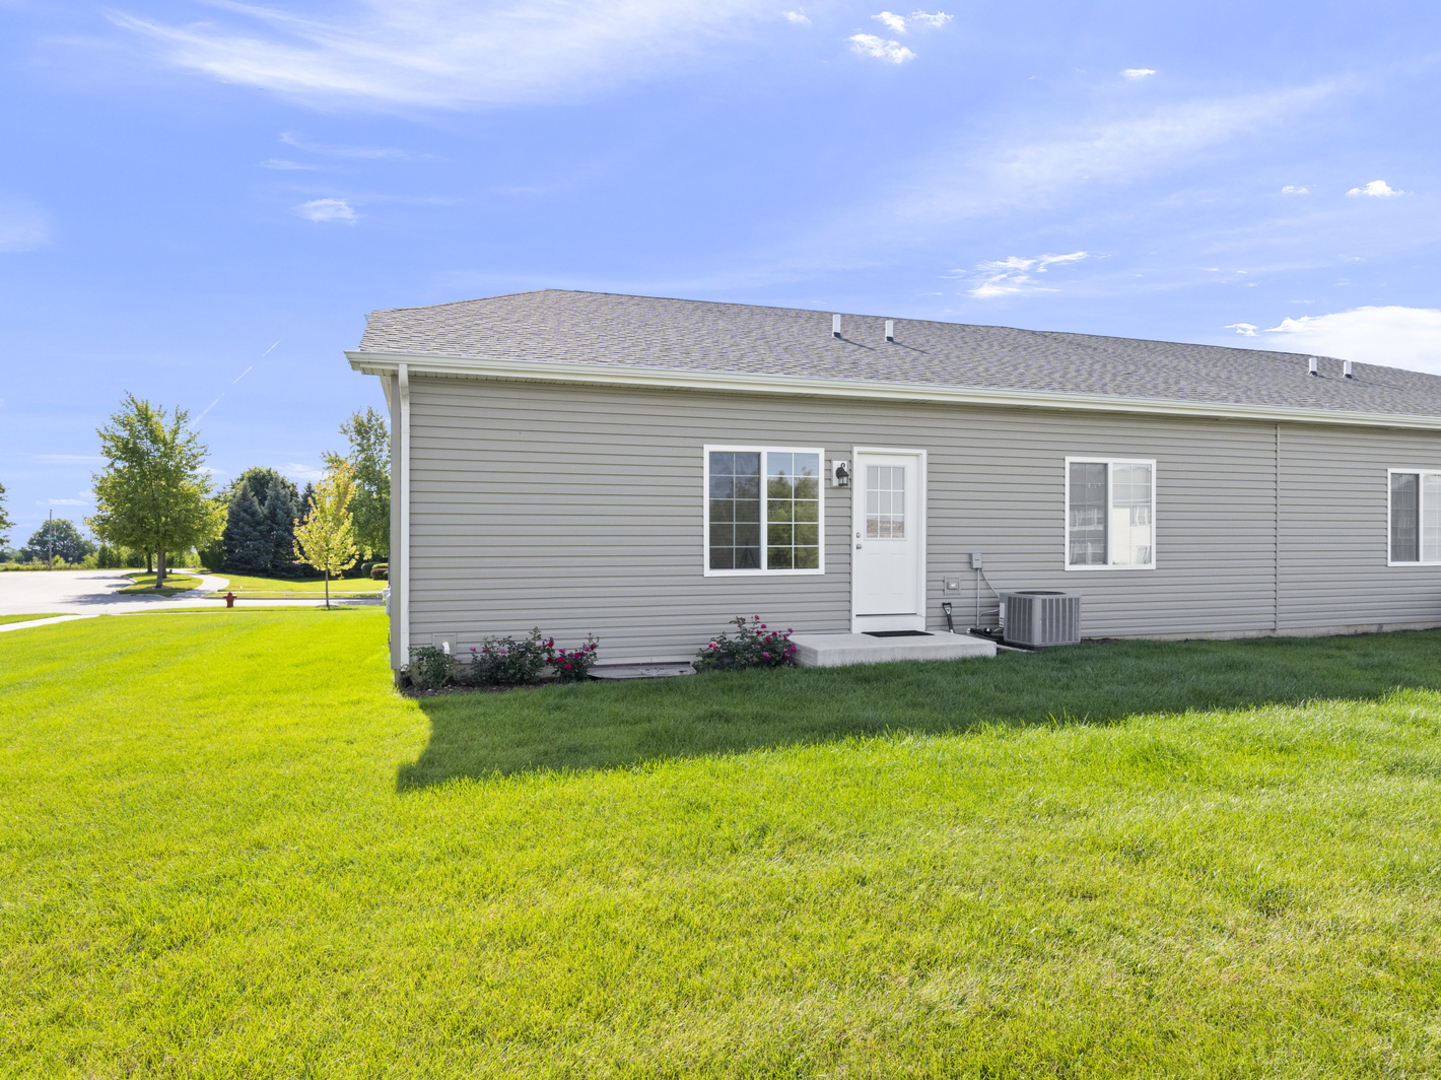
<box><xmin>852</xmin><ymin>449</ymin><xmax>926</xmax><ymax>631</ymax></box>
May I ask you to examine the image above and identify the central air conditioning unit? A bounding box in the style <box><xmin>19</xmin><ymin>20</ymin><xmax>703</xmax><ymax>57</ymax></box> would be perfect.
<box><xmin>1000</xmin><ymin>591</ymin><xmax>1081</xmax><ymax>648</ymax></box>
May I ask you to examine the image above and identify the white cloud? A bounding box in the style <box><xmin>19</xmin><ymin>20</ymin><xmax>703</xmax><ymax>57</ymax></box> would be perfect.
<box><xmin>1346</xmin><ymin>179</ymin><xmax>1404</xmax><ymax>197</ymax></box>
<box><xmin>47</xmin><ymin>498</ymin><xmax>88</xmax><ymax>507</ymax></box>
<box><xmin>280</xmin><ymin>133</ymin><xmax>408</xmax><ymax>160</ymax></box>
<box><xmin>783</xmin><ymin>10</ymin><xmax>810</xmax><ymax>25</ymax></box>
<box><xmin>295</xmin><ymin>198</ymin><xmax>358</xmax><ymax>223</ymax></box>
<box><xmin>0</xmin><ymin>194</ymin><xmax>50</xmax><ymax>253</ymax></box>
<box><xmin>30</xmin><ymin>454</ymin><xmax>105</xmax><ymax>465</ymax></box>
<box><xmin>1262</xmin><ymin>306</ymin><xmax>1441</xmax><ymax>373</ymax></box>
<box><xmin>848</xmin><ymin>33</ymin><xmax>915</xmax><ymax>63</ymax></box>
<box><xmin>109</xmin><ymin>0</ymin><xmax>784</xmax><ymax>109</ymax></box>
<box><xmin>967</xmin><ymin>251</ymin><xmax>1088</xmax><ymax>298</ymax></box>
<box><xmin>873</xmin><ymin>11</ymin><xmax>908</xmax><ymax>33</ymax></box>
<box><xmin>909</xmin><ymin>11</ymin><xmax>953</xmax><ymax>28</ymax></box>
<box><xmin>1224</xmin><ymin>323</ymin><xmax>1258</xmax><ymax>336</ymax></box>
<box><xmin>260</xmin><ymin>159</ymin><xmax>318</xmax><ymax>170</ymax></box>
<box><xmin>283</xmin><ymin>462</ymin><xmax>326</xmax><ymax>482</ymax></box>
<box><xmin>1280</xmin><ymin>185</ymin><xmax>1308</xmax><ymax>194</ymax></box>
<box><xmin>1121</xmin><ymin>68</ymin><xmax>1156</xmax><ymax>80</ymax></box>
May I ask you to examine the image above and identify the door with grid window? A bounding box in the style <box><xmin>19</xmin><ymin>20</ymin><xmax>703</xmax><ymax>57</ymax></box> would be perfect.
<box><xmin>852</xmin><ymin>451</ymin><xmax>925</xmax><ymax>628</ymax></box>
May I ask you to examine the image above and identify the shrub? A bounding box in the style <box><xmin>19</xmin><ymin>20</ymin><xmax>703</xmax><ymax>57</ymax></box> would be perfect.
<box><xmin>548</xmin><ymin>635</ymin><xmax>599</xmax><ymax>682</ymax></box>
<box><xmin>695</xmin><ymin>616</ymin><xmax>797</xmax><ymax>671</ymax></box>
<box><xmin>371</xmin><ymin>563</ymin><xmax>389</xmax><ymax>580</ymax></box>
<box><xmin>466</xmin><ymin>628</ymin><xmax>549</xmax><ymax>687</ymax></box>
<box><xmin>407</xmin><ymin>645</ymin><xmax>454</xmax><ymax>690</ymax></box>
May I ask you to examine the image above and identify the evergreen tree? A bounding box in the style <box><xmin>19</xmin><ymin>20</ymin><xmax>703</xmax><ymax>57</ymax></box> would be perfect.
<box><xmin>262</xmin><ymin>483</ymin><xmax>299</xmax><ymax>575</ymax></box>
<box><xmin>222</xmin><ymin>484</ymin><xmax>272</xmax><ymax>574</ymax></box>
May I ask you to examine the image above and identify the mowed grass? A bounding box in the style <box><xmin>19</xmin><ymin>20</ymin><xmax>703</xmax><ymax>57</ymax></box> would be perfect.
<box><xmin>118</xmin><ymin>572</ymin><xmax>204</xmax><ymax>596</ymax></box>
<box><xmin>206</xmin><ymin>571</ymin><xmax>385</xmax><ymax>597</ymax></box>
<box><xmin>2</xmin><ymin>612</ymin><xmax>1441</xmax><ymax>1077</ymax></box>
<box><xmin>0</xmin><ymin>613</ymin><xmax>67</xmax><ymax>625</ymax></box>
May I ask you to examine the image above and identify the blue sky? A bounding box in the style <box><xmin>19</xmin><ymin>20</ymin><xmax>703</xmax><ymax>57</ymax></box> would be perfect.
<box><xmin>2</xmin><ymin>0</ymin><xmax>1438</xmax><ymax>543</ymax></box>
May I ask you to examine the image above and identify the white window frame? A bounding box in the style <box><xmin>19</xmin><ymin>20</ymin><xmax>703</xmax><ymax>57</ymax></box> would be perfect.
<box><xmin>1063</xmin><ymin>457</ymin><xmax>1158</xmax><ymax>571</ymax></box>
<box><xmin>702</xmin><ymin>445</ymin><xmax>826</xmax><ymax>577</ymax></box>
<box><xmin>1386</xmin><ymin>468</ymin><xmax>1441</xmax><ymax>566</ymax></box>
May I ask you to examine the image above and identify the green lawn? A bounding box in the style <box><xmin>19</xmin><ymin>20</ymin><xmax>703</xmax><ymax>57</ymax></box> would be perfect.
<box><xmin>3</xmin><ymin>612</ymin><xmax>1440</xmax><ymax>1077</ymax></box>
<box><xmin>118</xmin><ymin>572</ymin><xmax>204</xmax><ymax>596</ymax></box>
<box><xmin>205</xmin><ymin>571</ymin><xmax>385</xmax><ymax>597</ymax></box>
<box><xmin>0</xmin><ymin>613</ymin><xmax>68</xmax><ymax>625</ymax></box>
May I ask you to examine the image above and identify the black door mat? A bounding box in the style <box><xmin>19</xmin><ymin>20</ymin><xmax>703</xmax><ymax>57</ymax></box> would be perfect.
<box><xmin>863</xmin><ymin>630</ymin><xmax>934</xmax><ymax>638</ymax></box>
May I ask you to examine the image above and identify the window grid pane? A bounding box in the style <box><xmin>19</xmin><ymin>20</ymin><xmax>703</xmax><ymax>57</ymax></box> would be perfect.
<box><xmin>865</xmin><ymin>464</ymin><xmax>905</xmax><ymax>539</ymax></box>
<box><xmin>1424</xmin><ymin>475</ymin><xmax>1441</xmax><ymax>563</ymax></box>
<box><xmin>1110</xmin><ymin>463</ymin><xmax>1153</xmax><ymax>566</ymax></box>
<box><xmin>767</xmin><ymin>452</ymin><xmax>820</xmax><ymax>570</ymax></box>
<box><xmin>1069</xmin><ymin>462</ymin><xmax>1108</xmax><ymax>565</ymax></box>
<box><xmin>1392</xmin><ymin>473</ymin><xmax>1419</xmax><ymax>563</ymax></box>
<box><xmin>709</xmin><ymin>451</ymin><xmax>762</xmax><ymax>570</ymax></box>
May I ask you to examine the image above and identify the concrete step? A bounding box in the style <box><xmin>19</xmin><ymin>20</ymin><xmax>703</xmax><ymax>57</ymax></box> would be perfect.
<box><xmin>788</xmin><ymin>631</ymin><xmax>997</xmax><ymax>668</ymax></box>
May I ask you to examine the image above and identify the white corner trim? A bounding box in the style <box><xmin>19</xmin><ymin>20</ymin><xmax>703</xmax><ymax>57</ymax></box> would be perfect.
<box><xmin>346</xmin><ymin>350</ymin><xmax>1441</xmax><ymax>431</ymax></box>
<box><xmin>397</xmin><ymin>363</ymin><xmax>411</xmax><ymax>659</ymax></box>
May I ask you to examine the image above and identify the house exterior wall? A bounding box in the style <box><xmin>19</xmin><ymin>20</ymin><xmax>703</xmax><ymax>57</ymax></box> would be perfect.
<box><xmin>391</xmin><ymin>374</ymin><xmax>1441</xmax><ymax>666</ymax></box>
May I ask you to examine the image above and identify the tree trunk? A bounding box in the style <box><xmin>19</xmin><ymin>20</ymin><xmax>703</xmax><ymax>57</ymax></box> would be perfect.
<box><xmin>324</xmin><ymin>568</ymin><xmax>330</xmax><ymax>609</ymax></box>
<box><xmin>146</xmin><ymin>550</ymin><xmax>154</xmax><ymax>573</ymax></box>
<box><xmin>156</xmin><ymin>549</ymin><xmax>167</xmax><ymax>589</ymax></box>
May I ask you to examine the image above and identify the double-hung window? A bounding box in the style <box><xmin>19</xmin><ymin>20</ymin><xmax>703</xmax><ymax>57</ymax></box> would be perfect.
<box><xmin>1065</xmin><ymin>458</ymin><xmax>1155</xmax><ymax>569</ymax></box>
<box><xmin>1388</xmin><ymin>470</ymin><xmax>1441</xmax><ymax>564</ymax></box>
<box><xmin>704</xmin><ymin>446</ymin><xmax>823</xmax><ymax>575</ymax></box>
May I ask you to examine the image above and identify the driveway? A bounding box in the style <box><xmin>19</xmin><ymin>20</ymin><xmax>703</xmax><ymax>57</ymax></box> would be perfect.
<box><xmin>0</xmin><ymin>569</ymin><xmax>382</xmax><ymax>623</ymax></box>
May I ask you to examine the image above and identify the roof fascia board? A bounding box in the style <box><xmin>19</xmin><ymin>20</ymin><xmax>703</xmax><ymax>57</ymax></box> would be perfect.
<box><xmin>345</xmin><ymin>349</ymin><xmax>1441</xmax><ymax>431</ymax></box>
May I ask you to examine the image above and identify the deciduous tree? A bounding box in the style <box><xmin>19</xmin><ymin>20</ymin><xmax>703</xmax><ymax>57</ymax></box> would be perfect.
<box><xmin>0</xmin><ymin>480</ymin><xmax>12</xmax><ymax>549</ymax></box>
<box><xmin>292</xmin><ymin>461</ymin><xmax>359</xmax><ymax>608</ymax></box>
<box><xmin>88</xmin><ymin>394</ymin><xmax>225</xmax><ymax>588</ymax></box>
<box><xmin>20</xmin><ymin>518</ymin><xmax>94</xmax><ymax>565</ymax></box>
<box><xmin>323</xmin><ymin>407</ymin><xmax>389</xmax><ymax>559</ymax></box>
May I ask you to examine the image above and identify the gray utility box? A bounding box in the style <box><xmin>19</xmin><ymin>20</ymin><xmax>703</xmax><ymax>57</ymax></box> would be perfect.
<box><xmin>1000</xmin><ymin>591</ymin><xmax>1081</xmax><ymax>647</ymax></box>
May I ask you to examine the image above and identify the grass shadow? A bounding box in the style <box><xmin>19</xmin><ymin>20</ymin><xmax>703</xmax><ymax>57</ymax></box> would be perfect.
<box><xmin>396</xmin><ymin>630</ymin><xmax>1441</xmax><ymax>790</ymax></box>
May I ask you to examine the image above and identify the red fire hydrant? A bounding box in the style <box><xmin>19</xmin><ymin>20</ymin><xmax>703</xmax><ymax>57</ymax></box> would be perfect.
<box><xmin>224</xmin><ymin>592</ymin><xmax>236</xmax><ymax>608</ymax></box>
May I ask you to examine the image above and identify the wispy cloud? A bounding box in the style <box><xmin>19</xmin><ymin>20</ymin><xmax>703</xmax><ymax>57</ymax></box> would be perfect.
<box><xmin>109</xmin><ymin>0</ymin><xmax>785</xmax><ymax>109</ymax></box>
<box><xmin>848</xmin><ymin>34</ymin><xmax>915</xmax><ymax>63</ymax></box>
<box><xmin>280</xmin><ymin>132</ymin><xmax>408</xmax><ymax>160</ymax></box>
<box><xmin>260</xmin><ymin>158</ymin><xmax>319</xmax><ymax>170</ymax></box>
<box><xmin>0</xmin><ymin>193</ymin><xmax>50</xmax><ymax>253</ymax></box>
<box><xmin>1121</xmin><ymin>68</ymin><xmax>1156</xmax><ymax>80</ymax></box>
<box><xmin>873</xmin><ymin>11</ymin><xmax>908</xmax><ymax>33</ymax></box>
<box><xmin>45</xmin><ymin>498</ymin><xmax>89</xmax><ymax>507</ymax></box>
<box><xmin>30</xmin><ymin>454</ymin><xmax>105</xmax><ymax>465</ymax></box>
<box><xmin>966</xmin><ymin>251</ymin><xmax>1088</xmax><ymax>298</ymax></box>
<box><xmin>283</xmin><ymin>462</ymin><xmax>325</xmax><ymax>482</ymax></box>
<box><xmin>1280</xmin><ymin>185</ymin><xmax>1308</xmax><ymax>194</ymax></box>
<box><xmin>1224</xmin><ymin>322</ymin><xmax>1259</xmax><ymax>336</ymax></box>
<box><xmin>1346</xmin><ymin>179</ymin><xmax>1404</xmax><ymax>197</ymax></box>
<box><xmin>783</xmin><ymin>10</ymin><xmax>810</xmax><ymax>25</ymax></box>
<box><xmin>295</xmin><ymin>198</ymin><xmax>357</xmax><ymax>223</ymax></box>
<box><xmin>909</xmin><ymin>11</ymin><xmax>953</xmax><ymax>28</ymax></box>
<box><xmin>1262</xmin><ymin>306</ymin><xmax>1441</xmax><ymax>373</ymax></box>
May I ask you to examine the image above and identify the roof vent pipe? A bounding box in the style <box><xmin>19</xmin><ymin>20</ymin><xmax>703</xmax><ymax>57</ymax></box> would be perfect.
<box><xmin>1308</xmin><ymin>357</ymin><xmax>1318</xmax><ymax>377</ymax></box>
<box><xmin>1344</xmin><ymin>360</ymin><xmax>1354</xmax><ymax>379</ymax></box>
<box><xmin>832</xmin><ymin>314</ymin><xmax>842</xmax><ymax>339</ymax></box>
<box><xmin>885</xmin><ymin>319</ymin><xmax>895</xmax><ymax>342</ymax></box>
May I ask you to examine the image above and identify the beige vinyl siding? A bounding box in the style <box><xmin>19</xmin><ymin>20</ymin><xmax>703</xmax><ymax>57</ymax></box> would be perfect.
<box><xmin>395</xmin><ymin>376</ymin><xmax>1441</xmax><ymax>665</ymax></box>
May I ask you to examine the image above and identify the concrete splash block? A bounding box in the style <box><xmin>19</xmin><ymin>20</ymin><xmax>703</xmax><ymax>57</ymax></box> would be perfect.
<box><xmin>788</xmin><ymin>632</ymin><xmax>997</xmax><ymax>668</ymax></box>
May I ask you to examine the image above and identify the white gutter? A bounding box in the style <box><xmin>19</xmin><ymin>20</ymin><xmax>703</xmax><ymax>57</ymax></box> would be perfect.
<box><xmin>397</xmin><ymin>363</ymin><xmax>410</xmax><ymax>661</ymax></box>
<box><xmin>347</xmin><ymin>350</ymin><xmax>1441</xmax><ymax>432</ymax></box>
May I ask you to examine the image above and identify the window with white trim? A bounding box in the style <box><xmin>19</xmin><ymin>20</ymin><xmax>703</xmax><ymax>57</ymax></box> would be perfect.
<box><xmin>705</xmin><ymin>447</ymin><xmax>823</xmax><ymax>574</ymax></box>
<box><xmin>1066</xmin><ymin>458</ymin><xmax>1155</xmax><ymax>569</ymax></box>
<box><xmin>1388</xmin><ymin>470</ymin><xmax>1441</xmax><ymax>564</ymax></box>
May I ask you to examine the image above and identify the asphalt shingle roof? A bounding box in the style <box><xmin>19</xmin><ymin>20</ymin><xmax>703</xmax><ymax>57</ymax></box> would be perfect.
<box><xmin>357</xmin><ymin>289</ymin><xmax>1441</xmax><ymax>419</ymax></box>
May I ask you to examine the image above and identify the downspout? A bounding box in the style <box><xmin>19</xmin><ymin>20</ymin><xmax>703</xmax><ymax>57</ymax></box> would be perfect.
<box><xmin>398</xmin><ymin>363</ymin><xmax>411</xmax><ymax>662</ymax></box>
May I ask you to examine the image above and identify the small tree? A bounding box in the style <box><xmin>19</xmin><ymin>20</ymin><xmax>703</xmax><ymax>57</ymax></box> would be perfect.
<box><xmin>20</xmin><ymin>518</ymin><xmax>95</xmax><ymax>565</ymax></box>
<box><xmin>89</xmin><ymin>394</ymin><xmax>225</xmax><ymax>588</ymax></box>
<box><xmin>323</xmin><ymin>407</ymin><xmax>390</xmax><ymax>560</ymax></box>
<box><xmin>0</xmin><ymin>480</ymin><xmax>12</xmax><ymax>550</ymax></box>
<box><xmin>292</xmin><ymin>461</ymin><xmax>359</xmax><ymax>608</ymax></box>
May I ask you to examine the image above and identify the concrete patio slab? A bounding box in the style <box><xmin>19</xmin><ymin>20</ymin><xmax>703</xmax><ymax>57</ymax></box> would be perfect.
<box><xmin>788</xmin><ymin>631</ymin><xmax>997</xmax><ymax>668</ymax></box>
